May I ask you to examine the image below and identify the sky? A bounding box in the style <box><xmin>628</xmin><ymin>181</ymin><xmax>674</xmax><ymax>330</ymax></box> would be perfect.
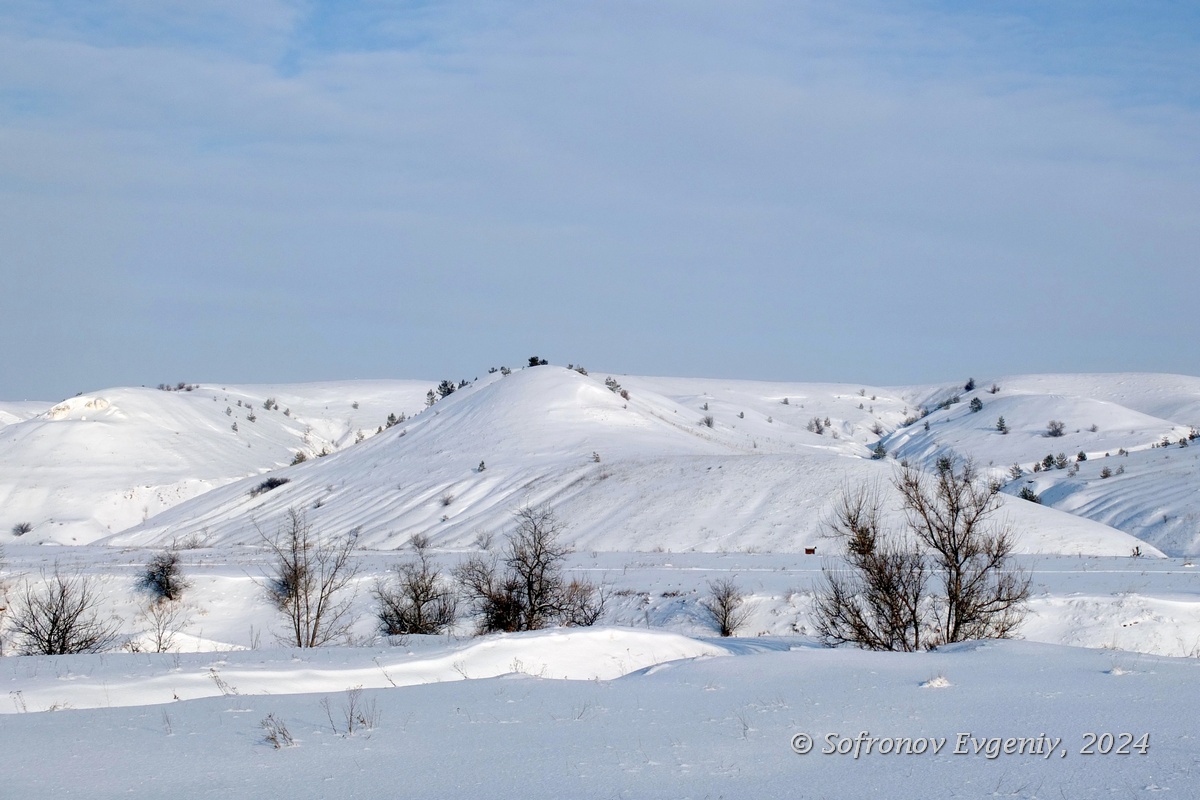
<box><xmin>1</xmin><ymin>1</ymin><xmax>1198</xmax><ymax>400</ymax></box>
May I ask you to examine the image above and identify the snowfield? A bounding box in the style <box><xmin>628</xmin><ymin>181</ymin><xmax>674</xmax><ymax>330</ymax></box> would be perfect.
<box><xmin>2</xmin><ymin>367</ymin><xmax>1200</xmax><ymax>798</ymax></box>
<box><xmin>2</xmin><ymin>636</ymin><xmax>1197</xmax><ymax>799</ymax></box>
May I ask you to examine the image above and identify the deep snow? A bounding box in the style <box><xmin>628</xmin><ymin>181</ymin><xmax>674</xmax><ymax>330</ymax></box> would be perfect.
<box><xmin>3</xmin><ymin>368</ymin><xmax>1200</xmax><ymax>798</ymax></box>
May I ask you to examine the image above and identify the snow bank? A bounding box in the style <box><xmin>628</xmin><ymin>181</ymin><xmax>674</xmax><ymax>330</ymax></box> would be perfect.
<box><xmin>0</xmin><ymin>627</ymin><xmax>726</xmax><ymax>713</ymax></box>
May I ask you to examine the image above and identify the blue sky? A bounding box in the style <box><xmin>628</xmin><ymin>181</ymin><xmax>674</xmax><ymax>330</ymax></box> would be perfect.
<box><xmin>2</xmin><ymin>1</ymin><xmax>1197</xmax><ymax>400</ymax></box>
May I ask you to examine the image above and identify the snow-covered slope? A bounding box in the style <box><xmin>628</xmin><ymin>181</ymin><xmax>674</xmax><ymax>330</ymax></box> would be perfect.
<box><xmin>0</xmin><ymin>400</ymin><xmax>49</xmax><ymax>427</ymax></box>
<box><xmin>882</xmin><ymin>373</ymin><xmax>1200</xmax><ymax>555</ymax></box>
<box><xmin>1013</xmin><ymin>443</ymin><xmax>1200</xmax><ymax>556</ymax></box>
<box><xmin>4</xmin><ymin>369</ymin><xmax>1198</xmax><ymax>555</ymax></box>
<box><xmin>101</xmin><ymin>368</ymin><xmax>1151</xmax><ymax>557</ymax></box>
<box><xmin>886</xmin><ymin>374</ymin><xmax>1196</xmax><ymax>473</ymax></box>
<box><xmin>0</xmin><ymin>381</ymin><xmax>432</xmax><ymax>543</ymax></box>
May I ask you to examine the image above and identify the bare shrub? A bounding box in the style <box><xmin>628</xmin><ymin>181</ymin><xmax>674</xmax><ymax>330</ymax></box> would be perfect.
<box><xmin>560</xmin><ymin>579</ymin><xmax>607</xmax><ymax>627</ymax></box>
<box><xmin>261</xmin><ymin>508</ymin><xmax>360</xmax><ymax>647</ymax></box>
<box><xmin>701</xmin><ymin>578</ymin><xmax>750</xmax><ymax>637</ymax></box>
<box><xmin>140</xmin><ymin>550</ymin><xmax>190</xmax><ymax>602</ymax></box>
<box><xmin>9</xmin><ymin>568</ymin><xmax>121</xmax><ymax>655</ymax></box>
<box><xmin>502</xmin><ymin>505</ymin><xmax>571</xmax><ymax>630</ymax></box>
<box><xmin>815</xmin><ymin>458</ymin><xmax>1030</xmax><ymax>651</ymax></box>
<box><xmin>456</xmin><ymin>554</ymin><xmax>525</xmax><ymax>633</ymax></box>
<box><xmin>1046</xmin><ymin>420</ymin><xmax>1066</xmax><ymax>437</ymax></box>
<box><xmin>455</xmin><ymin>505</ymin><xmax>601</xmax><ymax>633</ymax></box>
<box><xmin>250</xmin><ymin>477</ymin><xmax>290</xmax><ymax>497</ymax></box>
<box><xmin>814</xmin><ymin>485</ymin><xmax>931</xmax><ymax>651</ymax></box>
<box><xmin>11</xmin><ymin>522</ymin><xmax>32</xmax><ymax>537</ymax></box>
<box><xmin>137</xmin><ymin>600</ymin><xmax>191</xmax><ymax>653</ymax></box>
<box><xmin>373</xmin><ymin>544</ymin><xmax>457</xmax><ymax>635</ymax></box>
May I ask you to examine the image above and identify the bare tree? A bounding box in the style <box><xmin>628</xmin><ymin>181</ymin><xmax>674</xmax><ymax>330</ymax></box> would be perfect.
<box><xmin>455</xmin><ymin>505</ymin><xmax>602</xmax><ymax>633</ymax></box>
<box><xmin>815</xmin><ymin>458</ymin><xmax>1030</xmax><ymax>651</ymax></box>
<box><xmin>896</xmin><ymin>458</ymin><xmax>1030</xmax><ymax>644</ymax></box>
<box><xmin>374</xmin><ymin>536</ymin><xmax>457</xmax><ymax>635</ymax></box>
<box><xmin>701</xmin><ymin>578</ymin><xmax>751</xmax><ymax>637</ymax></box>
<box><xmin>814</xmin><ymin>484</ymin><xmax>931</xmax><ymax>651</ymax></box>
<box><xmin>505</xmin><ymin>505</ymin><xmax>571</xmax><ymax>631</ymax></box>
<box><xmin>9</xmin><ymin>567</ymin><xmax>122</xmax><ymax>655</ymax></box>
<box><xmin>261</xmin><ymin>508</ymin><xmax>360</xmax><ymax>647</ymax></box>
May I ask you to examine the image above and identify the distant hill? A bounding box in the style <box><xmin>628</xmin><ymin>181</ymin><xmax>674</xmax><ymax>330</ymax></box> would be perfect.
<box><xmin>3</xmin><ymin>368</ymin><xmax>1196</xmax><ymax>554</ymax></box>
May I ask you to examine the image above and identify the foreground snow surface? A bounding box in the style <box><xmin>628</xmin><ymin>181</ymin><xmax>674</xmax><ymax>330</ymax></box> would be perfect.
<box><xmin>2</xmin><ymin>634</ymin><xmax>1197</xmax><ymax>799</ymax></box>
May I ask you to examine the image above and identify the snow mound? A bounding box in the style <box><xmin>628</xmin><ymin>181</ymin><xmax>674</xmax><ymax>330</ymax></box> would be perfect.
<box><xmin>0</xmin><ymin>627</ymin><xmax>726</xmax><ymax>713</ymax></box>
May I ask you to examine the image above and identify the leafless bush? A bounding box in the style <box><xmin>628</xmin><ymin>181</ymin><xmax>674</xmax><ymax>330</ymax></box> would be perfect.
<box><xmin>8</xmin><ymin>567</ymin><xmax>122</xmax><ymax>655</ymax></box>
<box><xmin>560</xmin><ymin>579</ymin><xmax>607</xmax><ymax>627</ymax></box>
<box><xmin>11</xmin><ymin>522</ymin><xmax>32</xmax><ymax>537</ymax></box>
<box><xmin>373</xmin><ymin>544</ymin><xmax>457</xmax><ymax>635</ymax></box>
<box><xmin>701</xmin><ymin>578</ymin><xmax>751</xmax><ymax>637</ymax></box>
<box><xmin>472</xmin><ymin>529</ymin><xmax>494</xmax><ymax>551</ymax></box>
<box><xmin>136</xmin><ymin>600</ymin><xmax>191</xmax><ymax>653</ymax></box>
<box><xmin>261</xmin><ymin>508</ymin><xmax>360</xmax><ymax>647</ymax></box>
<box><xmin>174</xmin><ymin>530</ymin><xmax>210</xmax><ymax>550</ymax></box>
<box><xmin>815</xmin><ymin>486</ymin><xmax>931</xmax><ymax>651</ymax></box>
<box><xmin>1046</xmin><ymin>420</ymin><xmax>1066</xmax><ymax>437</ymax></box>
<box><xmin>815</xmin><ymin>458</ymin><xmax>1030</xmax><ymax>651</ymax></box>
<box><xmin>140</xmin><ymin>549</ymin><xmax>190</xmax><ymax>602</ymax></box>
<box><xmin>456</xmin><ymin>554</ymin><xmax>525</xmax><ymax>633</ymax></box>
<box><xmin>456</xmin><ymin>505</ymin><xmax>602</xmax><ymax>633</ymax></box>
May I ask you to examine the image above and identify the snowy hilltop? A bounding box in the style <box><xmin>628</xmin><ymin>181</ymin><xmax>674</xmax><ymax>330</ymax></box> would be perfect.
<box><xmin>4</xmin><ymin>367</ymin><xmax>1198</xmax><ymax>556</ymax></box>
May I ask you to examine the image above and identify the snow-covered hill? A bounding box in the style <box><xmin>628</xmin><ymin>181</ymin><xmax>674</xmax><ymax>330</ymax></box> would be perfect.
<box><xmin>4</xmin><ymin>368</ymin><xmax>1199</xmax><ymax>556</ymax></box>
<box><xmin>0</xmin><ymin>381</ymin><xmax>432</xmax><ymax>544</ymax></box>
<box><xmin>882</xmin><ymin>373</ymin><xmax>1200</xmax><ymax>555</ymax></box>
<box><xmin>92</xmin><ymin>368</ymin><xmax>1150</xmax><ymax>557</ymax></box>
